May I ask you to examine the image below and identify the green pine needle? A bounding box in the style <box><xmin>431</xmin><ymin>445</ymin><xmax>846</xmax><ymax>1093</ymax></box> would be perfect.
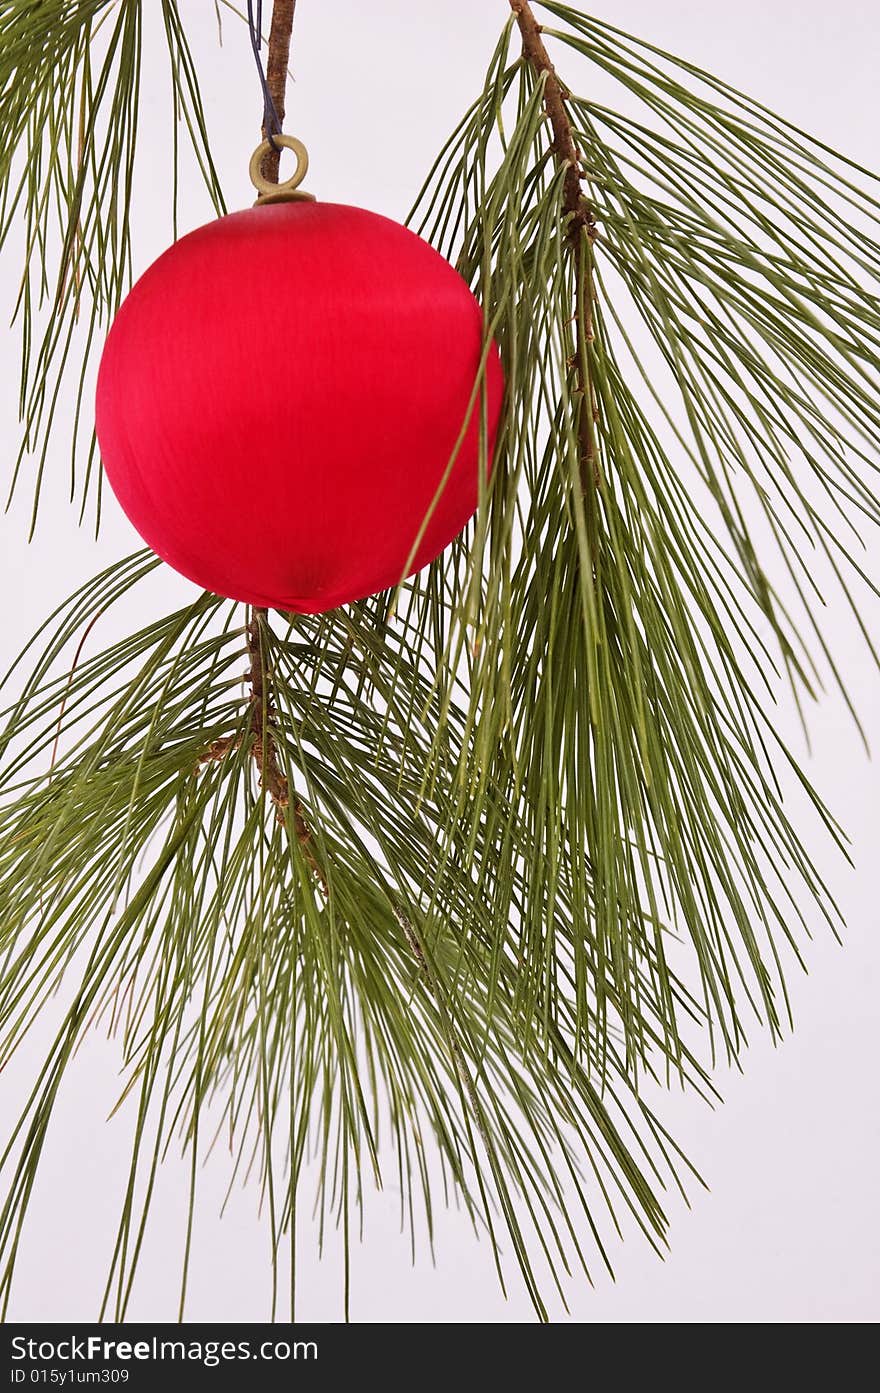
<box><xmin>0</xmin><ymin>0</ymin><xmax>223</xmax><ymax>530</ymax></box>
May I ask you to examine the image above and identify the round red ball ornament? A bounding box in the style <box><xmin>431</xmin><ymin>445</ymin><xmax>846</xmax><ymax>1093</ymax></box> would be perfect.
<box><xmin>95</xmin><ymin>163</ymin><xmax>503</xmax><ymax>613</ymax></box>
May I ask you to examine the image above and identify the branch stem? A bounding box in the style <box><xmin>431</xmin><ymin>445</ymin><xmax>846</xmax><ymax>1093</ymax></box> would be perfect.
<box><xmin>509</xmin><ymin>0</ymin><xmax>599</xmax><ymax>489</ymax></box>
<box><xmin>261</xmin><ymin>0</ymin><xmax>298</xmax><ymax>182</ymax></box>
<box><xmin>508</xmin><ymin>0</ymin><xmax>590</xmax><ymax>231</ymax></box>
<box><xmin>245</xmin><ymin>613</ymin><xmax>327</xmax><ymax>892</ymax></box>
<box><xmin>245</xmin><ymin>614</ymin><xmax>289</xmax><ymax>810</ymax></box>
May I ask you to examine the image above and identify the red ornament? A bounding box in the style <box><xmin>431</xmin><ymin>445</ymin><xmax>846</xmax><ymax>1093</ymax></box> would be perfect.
<box><xmin>95</xmin><ymin>201</ymin><xmax>504</xmax><ymax>613</ymax></box>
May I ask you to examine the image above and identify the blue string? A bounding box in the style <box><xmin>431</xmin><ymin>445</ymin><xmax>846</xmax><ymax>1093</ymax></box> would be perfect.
<box><xmin>247</xmin><ymin>0</ymin><xmax>282</xmax><ymax>151</ymax></box>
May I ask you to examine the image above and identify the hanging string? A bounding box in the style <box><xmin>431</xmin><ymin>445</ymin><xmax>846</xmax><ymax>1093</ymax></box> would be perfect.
<box><xmin>247</xmin><ymin>0</ymin><xmax>282</xmax><ymax>150</ymax></box>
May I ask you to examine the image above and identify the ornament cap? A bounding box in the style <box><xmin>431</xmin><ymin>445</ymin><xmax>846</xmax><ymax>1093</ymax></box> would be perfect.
<box><xmin>249</xmin><ymin>135</ymin><xmax>316</xmax><ymax>205</ymax></box>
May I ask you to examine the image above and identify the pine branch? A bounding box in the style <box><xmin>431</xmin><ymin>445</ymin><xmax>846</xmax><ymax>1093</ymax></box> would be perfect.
<box><xmin>0</xmin><ymin>1</ymin><xmax>226</xmax><ymax>522</ymax></box>
<box><xmin>510</xmin><ymin>0</ymin><xmax>599</xmax><ymax>489</ymax></box>
<box><xmin>509</xmin><ymin>0</ymin><xmax>591</xmax><ymax>234</ymax></box>
<box><xmin>0</xmin><ymin>565</ymin><xmax>688</xmax><ymax>1320</ymax></box>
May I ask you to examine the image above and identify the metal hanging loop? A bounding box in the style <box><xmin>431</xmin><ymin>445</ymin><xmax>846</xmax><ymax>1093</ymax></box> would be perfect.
<box><xmin>249</xmin><ymin>135</ymin><xmax>316</xmax><ymax>206</ymax></box>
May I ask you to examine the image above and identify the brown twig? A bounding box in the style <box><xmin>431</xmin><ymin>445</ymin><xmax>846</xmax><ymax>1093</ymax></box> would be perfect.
<box><xmin>244</xmin><ymin>613</ymin><xmax>328</xmax><ymax>893</ymax></box>
<box><xmin>508</xmin><ymin>0</ymin><xmax>600</xmax><ymax>489</ymax></box>
<box><xmin>197</xmin><ymin>733</ymin><xmax>241</xmax><ymax>765</ymax></box>
<box><xmin>508</xmin><ymin>0</ymin><xmax>591</xmax><ymax>233</ymax></box>
<box><xmin>260</xmin><ymin>0</ymin><xmax>298</xmax><ymax>182</ymax></box>
<box><xmin>245</xmin><ymin>614</ymin><xmax>289</xmax><ymax>808</ymax></box>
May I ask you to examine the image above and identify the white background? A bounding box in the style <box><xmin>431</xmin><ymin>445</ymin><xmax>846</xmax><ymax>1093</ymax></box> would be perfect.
<box><xmin>0</xmin><ymin>0</ymin><xmax>877</xmax><ymax>1322</ymax></box>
